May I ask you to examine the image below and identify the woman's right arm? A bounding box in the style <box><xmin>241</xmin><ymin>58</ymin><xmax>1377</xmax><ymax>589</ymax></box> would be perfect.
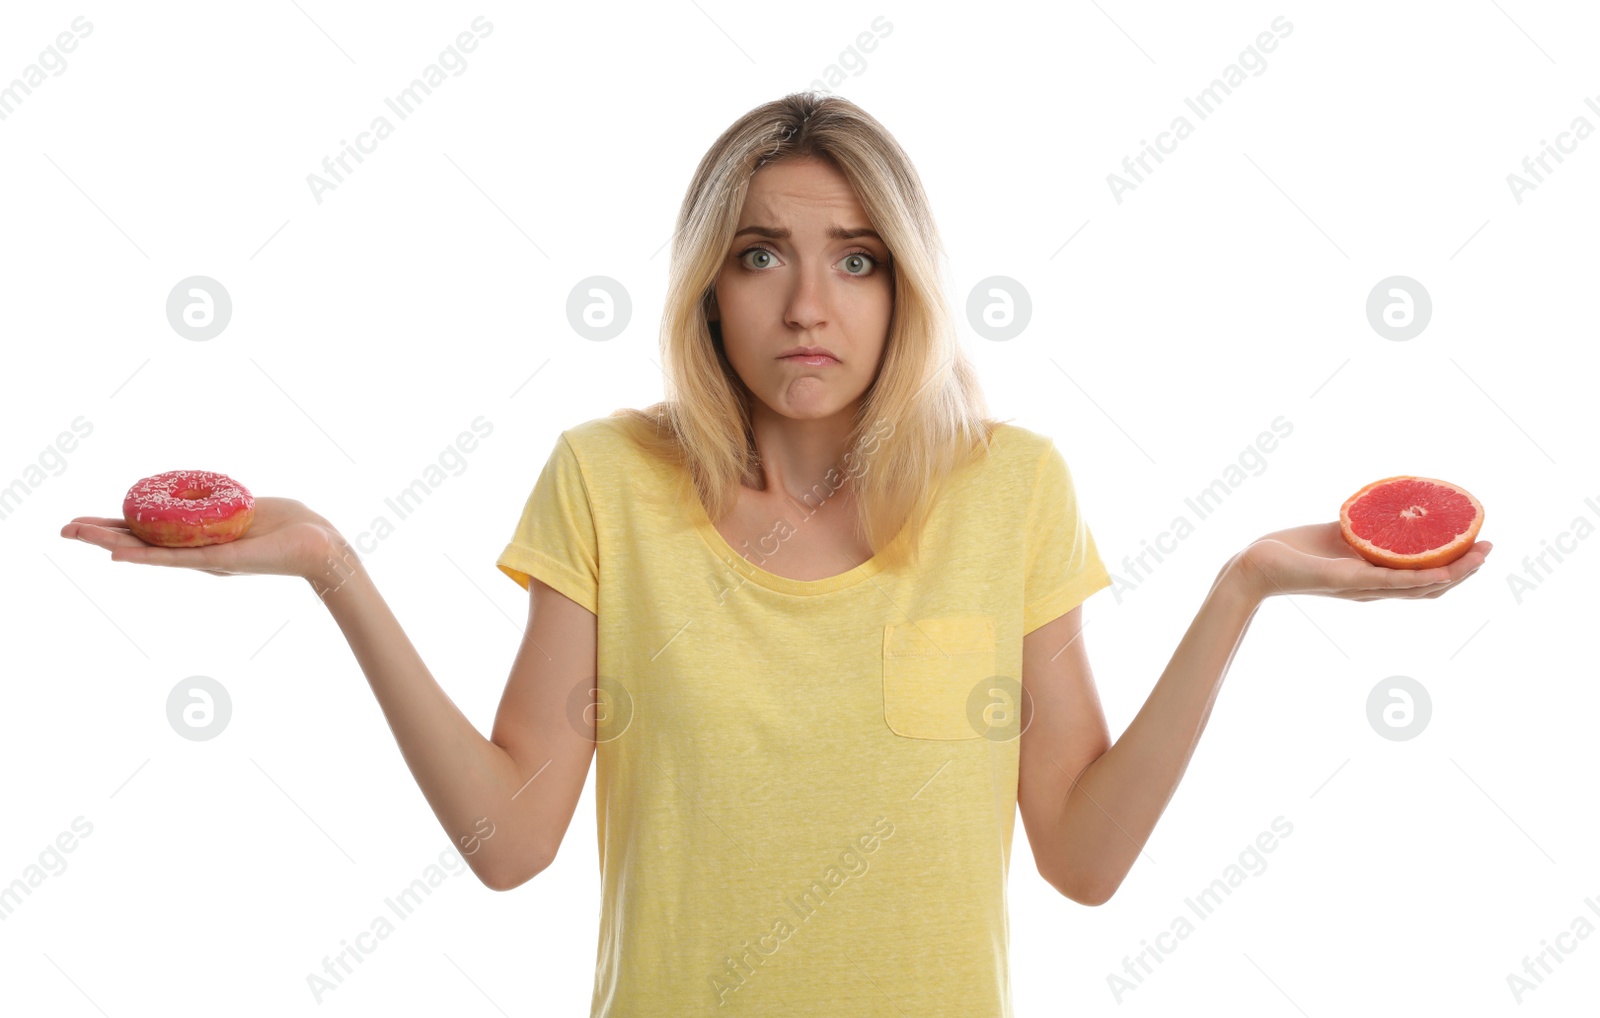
<box><xmin>63</xmin><ymin>500</ymin><xmax>597</xmax><ymax>892</ymax></box>
<box><xmin>310</xmin><ymin>533</ymin><xmax>598</xmax><ymax>891</ymax></box>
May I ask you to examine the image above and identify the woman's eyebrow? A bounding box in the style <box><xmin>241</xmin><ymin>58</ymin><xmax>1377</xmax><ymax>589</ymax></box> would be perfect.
<box><xmin>732</xmin><ymin>224</ymin><xmax>883</xmax><ymax>243</ymax></box>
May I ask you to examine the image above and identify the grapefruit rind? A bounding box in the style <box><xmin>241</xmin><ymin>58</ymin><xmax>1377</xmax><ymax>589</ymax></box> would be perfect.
<box><xmin>1338</xmin><ymin>475</ymin><xmax>1484</xmax><ymax>570</ymax></box>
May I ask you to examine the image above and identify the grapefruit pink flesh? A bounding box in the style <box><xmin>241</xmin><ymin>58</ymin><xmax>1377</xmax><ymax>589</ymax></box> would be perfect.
<box><xmin>1339</xmin><ymin>476</ymin><xmax>1484</xmax><ymax>569</ymax></box>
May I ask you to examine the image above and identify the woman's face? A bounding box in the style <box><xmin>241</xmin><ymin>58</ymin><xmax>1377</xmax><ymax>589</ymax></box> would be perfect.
<box><xmin>710</xmin><ymin>155</ymin><xmax>893</xmax><ymax>422</ymax></box>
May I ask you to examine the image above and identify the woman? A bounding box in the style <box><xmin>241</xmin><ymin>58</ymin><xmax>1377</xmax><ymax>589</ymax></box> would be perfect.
<box><xmin>62</xmin><ymin>93</ymin><xmax>1491</xmax><ymax>1016</ymax></box>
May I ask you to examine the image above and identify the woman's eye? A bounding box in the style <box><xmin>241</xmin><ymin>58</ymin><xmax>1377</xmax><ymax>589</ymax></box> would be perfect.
<box><xmin>840</xmin><ymin>252</ymin><xmax>877</xmax><ymax>276</ymax></box>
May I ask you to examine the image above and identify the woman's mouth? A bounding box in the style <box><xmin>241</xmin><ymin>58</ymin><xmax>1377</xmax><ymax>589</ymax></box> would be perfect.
<box><xmin>778</xmin><ymin>346</ymin><xmax>839</xmax><ymax>366</ymax></box>
<box><xmin>780</xmin><ymin>354</ymin><xmax>838</xmax><ymax>366</ymax></box>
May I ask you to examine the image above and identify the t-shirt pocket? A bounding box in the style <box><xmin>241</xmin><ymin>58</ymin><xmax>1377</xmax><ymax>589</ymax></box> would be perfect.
<box><xmin>882</xmin><ymin>616</ymin><xmax>996</xmax><ymax>740</ymax></box>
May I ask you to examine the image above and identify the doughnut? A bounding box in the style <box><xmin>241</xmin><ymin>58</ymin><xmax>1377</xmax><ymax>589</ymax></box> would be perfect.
<box><xmin>122</xmin><ymin>469</ymin><xmax>255</xmax><ymax>548</ymax></box>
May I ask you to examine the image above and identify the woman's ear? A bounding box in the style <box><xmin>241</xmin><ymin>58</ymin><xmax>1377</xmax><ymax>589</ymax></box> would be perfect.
<box><xmin>705</xmin><ymin>290</ymin><xmax>719</xmax><ymax>323</ymax></box>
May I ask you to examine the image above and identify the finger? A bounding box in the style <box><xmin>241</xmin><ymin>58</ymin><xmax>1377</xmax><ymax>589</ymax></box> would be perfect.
<box><xmin>1380</xmin><ymin>565</ymin><xmax>1484</xmax><ymax>599</ymax></box>
<box><xmin>1329</xmin><ymin>560</ymin><xmax>1435</xmax><ymax>592</ymax></box>
<box><xmin>1339</xmin><ymin>570</ymin><xmax>1467</xmax><ymax>600</ymax></box>
<box><xmin>1344</xmin><ymin>586</ymin><xmax>1442</xmax><ymax>601</ymax></box>
<box><xmin>109</xmin><ymin>542</ymin><xmax>232</xmax><ymax>570</ymax></box>
<box><xmin>1431</xmin><ymin>543</ymin><xmax>1494</xmax><ymax>579</ymax></box>
<box><xmin>111</xmin><ymin>544</ymin><xmax>208</xmax><ymax>569</ymax></box>
<box><xmin>1379</xmin><ymin>563</ymin><xmax>1454</xmax><ymax>588</ymax></box>
<box><xmin>1379</xmin><ymin>577</ymin><xmax>1459</xmax><ymax>598</ymax></box>
<box><xmin>1421</xmin><ymin>575</ymin><xmax>1475</xmax><ymax>597</ymax></box>
<box><xmin>1403</xmin><ymin>584</ymin><xmax>1452</xmax><ymax>599</ymax></box>
<box><xmin>65</xmin><ymin>516</ymin><xmax>128</xmax><ymax>529</ymax></box>
<box><xmin>1361</xmin><ymin>539</ymin><xmax>1495</xmax><ymax>586</ymax></box>
<box><xmin>106</xmin><ymin>529</ymin><xmax>247</xmax><ymax>565</ymax></box>
<box><xmin>1434</xmin><ymin>549</ymin><xmax>1491</xmax><ymax>579</ymax></box>
<box><xmin>65</xmin><ymin>522</ymin><xmax>144</xmax><ymax>550</ymax></box>
<box><xmin>61</xmin><ymin>521</ymin><xmax>128</xmax><ymax>541</ymax></box>
<box><xmin>1426</xmin><ymin>565</ymin><xmax>1486</xmax><ymax>598</ymax></box>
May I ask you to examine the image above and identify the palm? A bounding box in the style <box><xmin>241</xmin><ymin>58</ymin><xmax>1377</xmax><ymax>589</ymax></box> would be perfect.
<box><xmin>1238</xmin><ymin>522</ymin><xmax>1492</xmax><ymax>602</ymax></box>
<box><xmin>61</xmin><ymin>496</ymin><xmax>337</xmax><ymax>580</ymax></box>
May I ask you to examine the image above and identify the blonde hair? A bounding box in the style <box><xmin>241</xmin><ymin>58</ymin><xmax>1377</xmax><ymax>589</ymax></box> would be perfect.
<box><xmin>614</xmin><ymin>91</ymin><xmax>1007</xmax><ymax>574</ymax></box>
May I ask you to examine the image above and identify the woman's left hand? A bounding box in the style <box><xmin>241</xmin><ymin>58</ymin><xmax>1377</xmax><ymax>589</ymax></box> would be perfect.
<box><xmin>1232</xmin><ymin>522</ymin><xmax>1493</xmax><ymax>603</ymax></box>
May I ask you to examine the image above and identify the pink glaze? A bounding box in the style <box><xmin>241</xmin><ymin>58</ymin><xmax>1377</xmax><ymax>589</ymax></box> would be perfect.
<box><xmin>123</xmin><ymin>469</ymin><xmax>254</xmax><ymax>525</ymax></box>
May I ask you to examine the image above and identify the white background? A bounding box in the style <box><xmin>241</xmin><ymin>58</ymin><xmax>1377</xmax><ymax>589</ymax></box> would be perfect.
<box><xmin>3</xmin><ymin>2</ymin><xmax>1595</xmax><ymax>1014</ymax></box>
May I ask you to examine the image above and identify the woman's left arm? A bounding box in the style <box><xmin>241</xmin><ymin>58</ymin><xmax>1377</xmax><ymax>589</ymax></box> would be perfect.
<box><xmin>1036</xmin><ymin>523</ymin><xmax>1492</xmax><ymax>905</ymax></box>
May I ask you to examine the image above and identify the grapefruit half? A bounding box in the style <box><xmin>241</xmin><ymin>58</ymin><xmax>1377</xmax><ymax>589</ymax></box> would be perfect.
<box><xmin>1339</xmin><ymin>476</ymin><xmax>1484</xmax><ymax>569</ymax></box>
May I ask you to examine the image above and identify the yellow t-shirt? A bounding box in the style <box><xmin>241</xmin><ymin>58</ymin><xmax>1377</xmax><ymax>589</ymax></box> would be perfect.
<box><xmin>496</xmin><ymin>414</ymin><xmax>1111</xmax><ymax>1017</ymax></box>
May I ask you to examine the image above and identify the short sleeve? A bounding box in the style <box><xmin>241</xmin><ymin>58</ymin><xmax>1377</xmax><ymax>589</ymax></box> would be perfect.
<box><xmin>1024</xmin><ymin>439</ymin><xmax>1111</xmax><ymax>635</ymax></box>
<box><xmin>496</xmin><ymin>431</ymin><xmax>600</xmax><ymax>615</ymax></box>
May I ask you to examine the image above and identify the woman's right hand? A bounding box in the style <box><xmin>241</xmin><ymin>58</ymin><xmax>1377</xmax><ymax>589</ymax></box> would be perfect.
<box><xmin>60</xmin><ymin>497</ymin><xmax>344</xmax><ymax>582</ymax></box>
